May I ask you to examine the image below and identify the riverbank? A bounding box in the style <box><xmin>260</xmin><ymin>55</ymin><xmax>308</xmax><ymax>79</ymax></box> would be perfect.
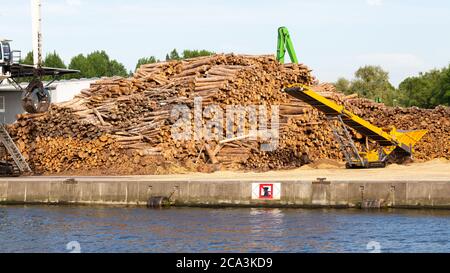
<box><xmin>1</xmin><ymin>161</ymin><xmax>449</xmax><ymax>209</ymax></box>
<box><xmin>1</xmin><ymin>206</ymin><xmax>449</xmax><ymax>252</ymax></box>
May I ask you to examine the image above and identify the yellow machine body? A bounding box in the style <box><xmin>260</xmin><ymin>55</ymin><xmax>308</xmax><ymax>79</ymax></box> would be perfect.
<box><xmin>284</xmin><ymin>84</ymin><xmax>428</xmax><ymax>168</ymax></box>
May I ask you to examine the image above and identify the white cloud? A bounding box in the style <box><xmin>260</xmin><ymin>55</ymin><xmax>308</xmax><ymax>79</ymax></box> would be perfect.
<box><xmin>356</xmin><ymin>53</ymin><xmax>423</xmax><ymax>69</ymax></box>
<box><xmin>45</xmin><ymin>0</ymin><xmax>83</xmax><ymax>15</ymax></box>
<box><xmin>66</xmin><ymin>0</ymin><xmax>82</xmax><ymax>6</ymax></box>
<box><xmin>354</xmin><ymin>53</ymin><xmax>427</xmax><ymax>85</ymax></box>
<box><xmin>366</xmin><ymin>0</ymin><xmax>383</xmax><ymax>6</ymax></box>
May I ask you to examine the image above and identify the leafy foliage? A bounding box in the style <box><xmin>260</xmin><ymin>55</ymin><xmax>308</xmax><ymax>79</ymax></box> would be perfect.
<box><xmin>68</xmin><ymin>51</ymin><xmax>128</xmax><ymax>78</ymax></box>
<box><xmin>335</xmin><ymin>65</ymin><xmax>450</xmax><ymax>108</ymax></box>
<box><xmin>335</xmin><ymin>66</ymin><xmax>397</xmax><ymax>106</ymax></box>
<box><xmin>164</xmin><ymin>48</ymin><xmax>215</xmax><ymax>61</ymax></box>
<box><xmin>43</xmin><ymin>51</ymin><xmax>66</xmax><ymax>69</ymax></box>
<box><xmin>135</xmin><ymin>56</ymin><xmax>158</xmax><ymax>71</ymax></box>
<box><xmin>20</xmin><ymin>51</ymin><xmax>34</xmax><ymax>65</ymax></box>
<box><xmin>398</xmin><ymin>65</ymin><xmax>450</xmax><ymax>108</ymax></box>
<box><xmin>166</xmin><ymin>49</ymin><xmax>181</xmax><ymax>61</ymax></box>
<box><xmin>182</xmin><ymin>49</ymin><xmax>215</xmax><ymax>59</ymax></box>
<box><xmin>67</xmin><ymin>54</ymin><xmax>87</xmax><ymax>75</ymax></box>
<box><xmin>20</xmin><ymin>51</ymin><xmax>67</xmax><ymax>68</ymax></box>
<box><xmin>335</xmin><ymin>77</ymin><xmax>351</xmax><ymax>94</ymax></box>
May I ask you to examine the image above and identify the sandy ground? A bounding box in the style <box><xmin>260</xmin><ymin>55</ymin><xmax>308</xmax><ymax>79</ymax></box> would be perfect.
<box><xmin>3</xmin><ymin>159</ymin><xmax>448</xmax><ymax>182</ymax></box>
<box><xmin>159</xmin><ymin>158</ymin><xmax>450</xmax><ymax>182</ymax></box>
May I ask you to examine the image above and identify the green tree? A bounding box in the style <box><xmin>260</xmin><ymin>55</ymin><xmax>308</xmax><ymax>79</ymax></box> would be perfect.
<box><xmin>166</xmin><ymin>49</ymin><xmax>181</xmax><ymax>61</ymax></box>
<box><xmin>85</xmin><ymin>51</ymin><xmax>111</xmax><ymax>77</ymax></box>
<box><xmin>335</xmin><ymin>66</ymin><xmax>397</xmax><ymax>106</ymax></box>
<box><xmin>20</xmin><ymin>51</ymin><xmax>70</xmax><ymax>80</ymax></box>
<box><xmin>21</xmin><ymin>51</ymin><xmax>67</xmax><ymax>68</ymax></box>
<box><xmin>182</xmin><ymin>49</ymin><xmax>215</xmax><ymax>59</ymax></box>
<box><xmin>135</xmin><ymin>56</ymin><xmax>158</xmax><ymax>71</ymax></box>
<box><xmin>20</xmin><ymin>51</ymin><xmax>34</xmax><ymax>65</ymax></box>
<box><xmin>398</xmin><ymin>66</ymin><xmax>450</xmax><ymax>108</ymax></box>
<box><xmin>43</xmin><ymin>51</ymin><xmax>66</xmax><ymax>68</ymax></box>
<box><xmin>68</xmin><ymin>54</ymin><xmax>88</xmax><ymax>77</ymax></box>
<box><xmin>433</xmin><ymin>66</ymin><xmax>450</xmax><ymax>106</ymax></box>
<box><xmin>109</xmin><ymin>59</ymin><xmax>128</xmax><ymax>77</ymax></box>
<box><xmin>335</xmin><ymin>77</ymin><xmax>351</xmax><ymax>95</ymax></box>
<box><xmin>351</xmin><ymin>66</ymin><xmax>396</xmax><ymax>104</ymax></box>
<box><xmin>164</xmin><ymin>48</ymin><xmax>215</xmax><ymax>61</ymax></box>
<box><xmin>67</xmin><ymin>51</ymin><xmax>127</xmax><ymax>78</ymax></box>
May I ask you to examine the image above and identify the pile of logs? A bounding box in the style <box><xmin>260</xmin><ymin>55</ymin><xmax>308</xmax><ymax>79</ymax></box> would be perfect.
<box><xmin>5</xmin><ymin>54</ymin><xmax>450</xmax><ymax>175</ymax></box>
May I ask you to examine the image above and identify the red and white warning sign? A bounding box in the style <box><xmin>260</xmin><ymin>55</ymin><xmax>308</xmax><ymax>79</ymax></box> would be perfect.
<box><xmin>252</xmin><ymin>183</ymin><xmax>281</xmax><ymax>200</ymax></box>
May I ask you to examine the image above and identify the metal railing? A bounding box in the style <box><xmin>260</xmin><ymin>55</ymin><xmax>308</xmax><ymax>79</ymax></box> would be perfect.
<box><xmin>12</xmin><ymin>50</ymin><xmax>21</xmax><ymax>64</ymax></box>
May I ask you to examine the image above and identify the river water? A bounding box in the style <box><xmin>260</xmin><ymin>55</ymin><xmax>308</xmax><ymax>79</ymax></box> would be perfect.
<box><xmin>0</xmin><ymin>206</ymin><xmax>449</xmax><ymax>253</ymax></box>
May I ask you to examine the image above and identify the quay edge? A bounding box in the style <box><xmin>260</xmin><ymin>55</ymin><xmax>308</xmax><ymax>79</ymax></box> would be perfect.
<box><xmin>1</xmin><ymin>177</ymin><xmax>450</xmax><ymax>209</ymax></box>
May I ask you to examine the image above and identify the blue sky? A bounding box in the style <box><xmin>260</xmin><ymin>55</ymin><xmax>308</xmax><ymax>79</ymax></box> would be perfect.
<box><xmin>1</xmin><ymin>0</ymin><xmax>449</xmax><ymax>86</ymax></box>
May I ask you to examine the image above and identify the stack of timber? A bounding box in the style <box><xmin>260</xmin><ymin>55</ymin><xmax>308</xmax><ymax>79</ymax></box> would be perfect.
<box><xmin>5</xmin><ymin>54</ymin><xmax>450</xmax><ymax>175</ymax></box>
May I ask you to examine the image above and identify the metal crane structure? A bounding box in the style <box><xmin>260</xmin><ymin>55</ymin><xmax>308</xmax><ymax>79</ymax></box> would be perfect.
<box><xmin>276</xmin><ymin>26</ymin><xmax>299</xmax><ymax>64</ymax></box>
<box><xmin>276</xmin><ymin>27</ymin><xmax>428</xmax><ymax>168</ymax></box>
<box><xmin>0</xmin><ymin>0</ymin><xmax>79</xmax><ymax>114</ymax></box>
<box><xmin>284</xmin><ymin>84</ymin><xmax>427</xmax><ymax>168</ymax></box>
<box><xmin>0</xmin><ymin>0</ymin><xmax>79</xmax><ymax>176</ymax></box>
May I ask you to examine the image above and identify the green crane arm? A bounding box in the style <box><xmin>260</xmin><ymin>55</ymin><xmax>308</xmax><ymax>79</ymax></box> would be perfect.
<box><xmin>277</xmin><ymin>27</ymin><xmax>299</xmax><ymax>64</ymax></box>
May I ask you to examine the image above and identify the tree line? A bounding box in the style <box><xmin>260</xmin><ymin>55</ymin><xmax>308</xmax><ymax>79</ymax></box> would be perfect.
<box><xmin>20</xmin><ymin>48</ymin><xmax>214</xmax><ymax>79</ymax></box>
<box><xmin>135</xmin><ymin>49</ymin><xmax>215</xmax><ymax>70</ymax></box>
<box><xmin>335</xmin><ymin>65</ymin><xmax>449</xmax><ymax>108</ymax></box>
<box><xmin>21</xmin><ymin>49</ymin><xmax>448</xmax><ymax>108</ymax></box>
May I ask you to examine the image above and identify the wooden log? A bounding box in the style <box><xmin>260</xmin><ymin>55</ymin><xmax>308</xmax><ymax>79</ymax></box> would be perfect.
<box><xmin>204</xmin><ymin>143</ymin><xmax>219</xmax><ymax>164</ymax></box>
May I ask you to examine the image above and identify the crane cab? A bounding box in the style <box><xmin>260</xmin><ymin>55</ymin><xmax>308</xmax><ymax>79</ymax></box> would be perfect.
<box><xmin>0</xmin><ymin>39</ymin><xmax>12</xmax><ymax>64</ymax></box>
<box><xmin>1</xmin><ymin>39</ymin><xmax>12</xmax><ymax>78</ymax></box>
<box><xmin>0</xmin><ymin>39</ymin><xmax>21</xmax><ymax>66</ymax></box>
<box><xmin>0</xmin><ymin>39</ymin><xmax>21</xmax><ymax>79</ymax></box>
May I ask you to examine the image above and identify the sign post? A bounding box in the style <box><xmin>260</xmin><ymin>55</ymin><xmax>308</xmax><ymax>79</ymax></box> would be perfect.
<box><xmin>252</xmin><ymin>183</ymin><xmax>281</xmax><ymax>200</ymax></box>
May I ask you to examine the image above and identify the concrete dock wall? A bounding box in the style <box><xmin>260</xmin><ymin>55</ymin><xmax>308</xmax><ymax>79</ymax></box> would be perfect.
<box><xmin>1</xmin><ymin>177</ymin><xmax>450</xmax><ymax>209</ymax></box>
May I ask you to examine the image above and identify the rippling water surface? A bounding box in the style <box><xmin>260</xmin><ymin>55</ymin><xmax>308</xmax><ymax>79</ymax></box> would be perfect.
<box><xmin>0</xmin><ymin>206</ymin><xmax>449</xmax><ymax>253</ymax></box>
